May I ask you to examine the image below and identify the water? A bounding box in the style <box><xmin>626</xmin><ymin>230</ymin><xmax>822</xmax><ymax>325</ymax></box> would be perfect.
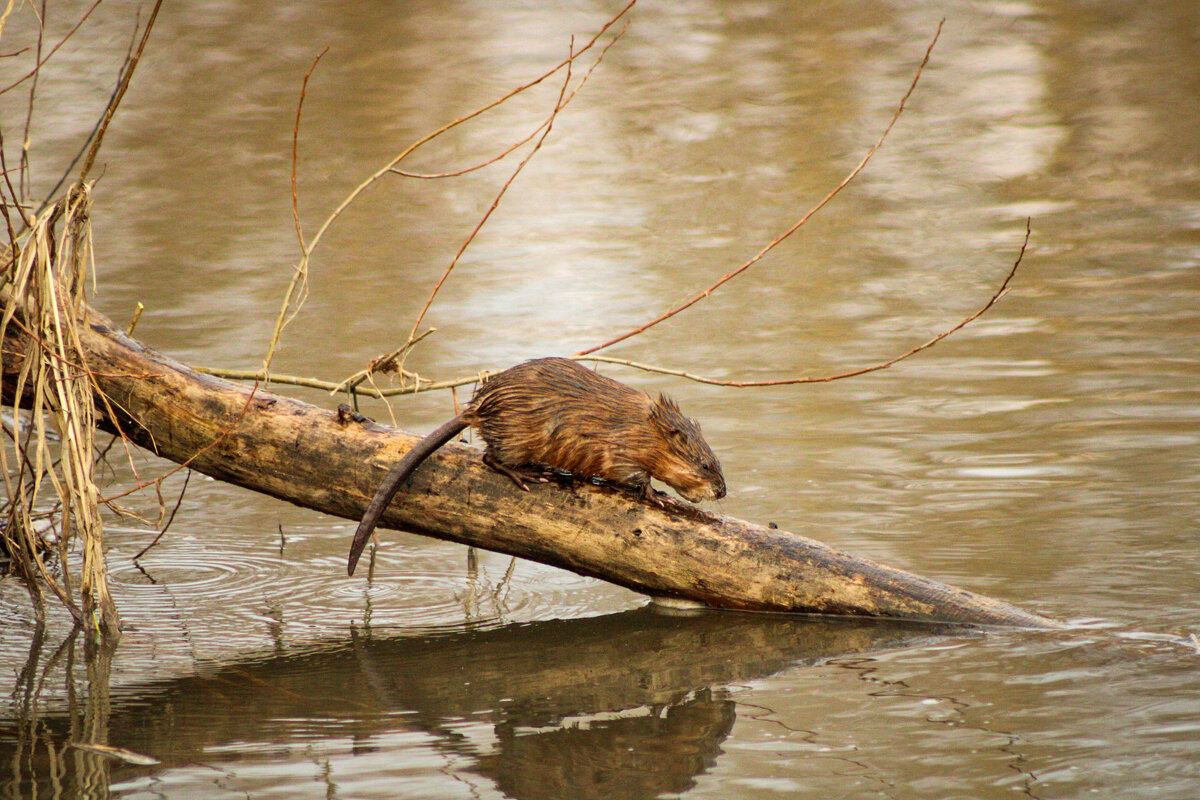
<box><xmin>3</xmin><ymin>1</ymin><xmax>1200</xmax><ymax>797</ymax></box>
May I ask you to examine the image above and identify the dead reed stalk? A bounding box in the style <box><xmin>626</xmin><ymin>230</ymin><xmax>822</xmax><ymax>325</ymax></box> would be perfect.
<box><xmin>0</xmin><ymin>183</ymin><xmax>119</xmax><ymax>636</ymax></box>
<box><xmin>0</xmin><ymin>0</ymin><xmax>161</xmax><ymax>635</ymax></box>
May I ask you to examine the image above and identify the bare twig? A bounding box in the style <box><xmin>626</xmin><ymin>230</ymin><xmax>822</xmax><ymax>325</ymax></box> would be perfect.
<box><xmin>77</xmin><ymin>0</ymin><xmax>164</xmax><ymax>184</ymax></box>
<box><xmin>580</xmin><ymin>219</ymin><xmax>1031</xmax><ymax>386</ymax></box>
<box><xmin>0</xmin><ymin>0</ymin><xmax>102</xmax><ymax>97</ymax></box>
<box><xmin>33</xmin><ymin>5</ymin><xmax>148</xmax><ymax>222</ymax></box>
<box><xmin>18</xmin><ymin>0</ymin><xmax>47</xmax><ymax>202</ymax></box>
<box><xmin>195</xmin><ymin>366</ymin><xmax>364</xmax><ymax>393</ymax></box>
<box><xmin>125</xmin><ymin>301</ymin><xmax>144</xmax><ymax>335</ymax></box>
<box><xmin>194</xmin><ymin>365</ymin><xmax>488</xmax><ymax>398</ymax></box>
<box><xmin>575</xmin><ymin>19</ymin><xmax>944</xmax><ymax>357</ymax></box>
<box><xmin>0</xmin><ymin>125</ymin><xmax>26</xmax><ymax>232</ymax></box>
<box><xmin>292</xmin><ymin>46</ymin><xmax>330</xmax><ymax>253</ymax></box>
<box><xmin>131</xmin><ymin>468</ymin><xmax>192</xmax><ymax>560</ymax></box>
<box><xmin>388</xmin><ymin>128</ymin><xmax>546</xmax><ymax>180</ymax></box>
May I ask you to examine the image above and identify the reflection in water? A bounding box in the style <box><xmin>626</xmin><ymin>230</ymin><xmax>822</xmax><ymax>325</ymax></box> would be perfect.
<box><xmin>482</xmin><ymin>688</ymin><xmax>734</xmax><ymax>800</ymax></box>
<box><xmin>1</xmin><ymin>608</ymin><xmax>956</xmax><ymax>799</ymax></box>
<box><xmin>4</xmin><ymin>625</ymin><xmax>119</xmax><ymax>799</ymax></box>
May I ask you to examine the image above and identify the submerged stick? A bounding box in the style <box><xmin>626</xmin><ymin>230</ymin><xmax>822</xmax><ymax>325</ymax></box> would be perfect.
<box><xmin>0</xmin><ymin>296</ymin><xmax>1058</xmax><ymax>628</ymax></box>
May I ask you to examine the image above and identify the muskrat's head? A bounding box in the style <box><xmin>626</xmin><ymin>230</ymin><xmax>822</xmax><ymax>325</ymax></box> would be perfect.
<box><xmin>648</xmin><ymin>395</ymin><xmax>726</xmax><ymax>502</ymax></box>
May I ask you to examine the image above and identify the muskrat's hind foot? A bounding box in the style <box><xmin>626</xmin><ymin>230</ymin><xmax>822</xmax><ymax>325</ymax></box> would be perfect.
<box><xmin>483</xmin><ymin>453</ymin><xmax>531</xmax><ymax>491</ymax></box>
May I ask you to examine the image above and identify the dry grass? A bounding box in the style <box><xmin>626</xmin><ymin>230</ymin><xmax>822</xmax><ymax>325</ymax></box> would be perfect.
<box><xmin>1</xmin><ymin>183</ymin><xmax>119</xmax><ymax>635</ymax></box>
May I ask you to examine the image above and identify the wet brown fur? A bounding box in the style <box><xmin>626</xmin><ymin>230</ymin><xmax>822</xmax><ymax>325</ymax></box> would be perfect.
<box><xmin>348</xmin><ymin>357</ymin><xmax>725</xmax><ymax>576</ymax></box>
<box><xmin>466</xmin><ymin>358</ymin><xmax>725</xmax><ymax>500</ymax></box>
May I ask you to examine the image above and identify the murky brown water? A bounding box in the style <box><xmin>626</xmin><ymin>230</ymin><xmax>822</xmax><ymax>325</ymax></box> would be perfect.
<box><xmin>3</xmin><ymin>1</ymin><xmax>1200</xmax><ymax>798</ymax></box>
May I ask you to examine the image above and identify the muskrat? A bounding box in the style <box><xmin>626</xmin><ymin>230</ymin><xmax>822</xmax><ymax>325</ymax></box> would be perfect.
<box><xmin>347</xmin><ymin>357</ymin><xmax>725</xmax><ymax>576</ymax></box>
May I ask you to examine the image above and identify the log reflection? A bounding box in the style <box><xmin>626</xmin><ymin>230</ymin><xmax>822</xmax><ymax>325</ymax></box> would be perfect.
<box><xmin>2</xmin><ymin>607</ymin><xmax>961</xmax><ymax>799</ymax></box>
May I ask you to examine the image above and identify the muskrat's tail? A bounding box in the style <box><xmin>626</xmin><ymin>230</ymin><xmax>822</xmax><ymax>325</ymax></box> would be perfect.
<box><xmin>348</xmin><ymin>416</ymin><xmax>469</xmax><ymax>576</ymax></box>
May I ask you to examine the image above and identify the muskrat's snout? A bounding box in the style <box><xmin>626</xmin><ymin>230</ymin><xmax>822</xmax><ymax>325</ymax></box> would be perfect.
<box><xmin>672</xmin><ymin>463</ymin><xmax>726</xmax><ymax>503</ymax></box>
<box><xmin>677</xmin><ymin>479</ymin><xmax>724</xmax><ymax>503</ymax></box>
<box><xmin>704</xmin><ymin>475</ymin><xmax>727</xmax><ymax>501</ymax></box>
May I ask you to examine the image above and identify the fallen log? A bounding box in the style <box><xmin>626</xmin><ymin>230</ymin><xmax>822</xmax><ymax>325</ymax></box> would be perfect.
<box><xmin>1</xmin><ymin>297</ymin><xmax>1059</xmax><ymax>628</ymax></box>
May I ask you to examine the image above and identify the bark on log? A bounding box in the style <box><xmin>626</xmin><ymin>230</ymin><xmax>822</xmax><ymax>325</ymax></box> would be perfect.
<box><xmin>1</xmin><ymin>299</ymin><xmax>1059</xmax><ymax>628</ymax></box>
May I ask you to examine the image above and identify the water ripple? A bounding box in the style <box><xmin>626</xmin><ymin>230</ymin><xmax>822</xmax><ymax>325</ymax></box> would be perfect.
<box><xmin>103</xmin><ymin>528</ymin><xmax>631</xmax><ymax>650</ymax></box>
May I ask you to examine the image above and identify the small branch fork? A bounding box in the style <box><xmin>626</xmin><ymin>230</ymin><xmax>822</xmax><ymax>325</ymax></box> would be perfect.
<box><xmin>260</xmin><ymin>1</ymin><xmax>635</xmax><ymax>383</ymax></box>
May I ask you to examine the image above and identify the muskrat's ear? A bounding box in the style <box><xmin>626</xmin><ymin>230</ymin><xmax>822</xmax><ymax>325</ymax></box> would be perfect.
<box><xmin>650</xmin><ymin>395</ymin><xmax>691</xmax><ymax>444</ymax></box>
<box><xmin>650</xmin><ymin>394</ymin><xmax>681</xmax><ymax>426</ymax></box>
<box><xmin>653</xmin><ymin>393</ymin><xmax>682</xmax><ymax>414</ymax></box>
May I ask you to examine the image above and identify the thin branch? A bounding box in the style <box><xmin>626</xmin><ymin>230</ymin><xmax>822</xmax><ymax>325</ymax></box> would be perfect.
<box><xmin>0</xmin><ymin>125</ymin><xmax>27</xmax><ymax>231</ymax></box>
<box><xmin>388</xmin><ymin>19</ymin><xmax>628</xmax><ymax>181</ymax></box>
<box><xmin>575</xmin><ymin>18</ymin><xmax>944</xmax><ymax>357</ymax></box>
<box><xmin>259</xmin><ymin>245</ymin><xmax>306</xmax><ymax>378</ymax></box>
<box><xmin>77</xmin><ymin>0</ymin><xmax>163</xmax><ymax>184</ymax></box>
<box><xmin>0</xmin><ymin>0</ymin><xmax>102</xmax><ymax>97</ymax></box>
<box><xmin>125</xmin><ymin>301</ymin><xmax>144</xmax><ymax>335</ymax></box>
<box><xmin>32</xmin><ymin>5</ymin><xmax>146</xmax><ymax>223</ymax></box>
<box><xmin>193</xmin><ymin>365</ymin><xmax>488</xmax><ymax>398</ymax></box>
<box><xmin>259</xmin><ymin>45</ymin><xmax>329</xmax><ymax>378</ymax></box>
<box><xmin>131</xmin><ymin>468</ymin><xmax>191</xmax><ymax>560</ymax></box>
<box><xmin>18</xmin><ymin>0</ymin><xmax>47</xmax><ymax>203</ymax></box>
<box><xmin>579</xmin><ymin>219</ymin><xmax>1031</xmax><ymax>386</ymax></box>
<box><xmin>388</xmin><ymin>129</ymin><xmax>544</xmax><ymax>180</ymax></box>
<box><xmin>362</xmin><ymin>370</ymin><xmax>396</xmax><ymax>425</ymax></box>
<box><xmin>292</xmin><ymin>45</ymin><xmax>329</xmax><ymax>253</ymax></box>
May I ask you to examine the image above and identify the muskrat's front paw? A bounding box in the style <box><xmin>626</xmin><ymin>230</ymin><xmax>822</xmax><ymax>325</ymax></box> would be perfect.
<box><xmin>636</xmin><ymin>485</ymin><xmax>672</xmax><ymax>508</ymax></box>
